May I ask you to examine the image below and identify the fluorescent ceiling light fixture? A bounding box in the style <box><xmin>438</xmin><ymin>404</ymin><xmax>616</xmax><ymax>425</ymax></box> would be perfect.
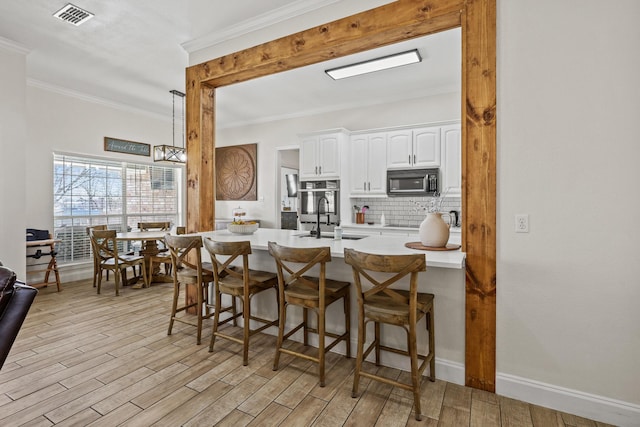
<box><xmin>53</xmin><ymin>3</ymin><xmax>94</xmax><ymax>26</ymax></box>
<box><xmin>325</xmin><ymin>49</ymin><xmax>422</xmax><ymax>80</ymax></box>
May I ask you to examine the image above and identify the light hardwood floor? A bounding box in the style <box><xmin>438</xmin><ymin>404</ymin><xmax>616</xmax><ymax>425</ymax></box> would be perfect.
<box><xmin>1</xmin><ymin>279</ymin><xmax>614</xmax><ymax>426</ymax></box>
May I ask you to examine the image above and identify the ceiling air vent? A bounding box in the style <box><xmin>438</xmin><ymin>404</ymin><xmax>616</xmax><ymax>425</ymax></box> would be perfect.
<box><xmin>53</xmin><ymin>3</ymin><xmax>94</xmax><ymax>26</ymax></box>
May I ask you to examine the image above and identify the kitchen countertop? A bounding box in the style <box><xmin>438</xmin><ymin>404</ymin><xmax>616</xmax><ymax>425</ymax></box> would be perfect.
<box><xmin>198</xmin><ymin>228</ymin><xmax>465</xmax><ymax>269</ymax></box>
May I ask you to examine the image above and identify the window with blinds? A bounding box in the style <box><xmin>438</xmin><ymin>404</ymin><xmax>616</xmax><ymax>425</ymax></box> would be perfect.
<box><xmin>53</xmin><ymin>154</ymin><xmax>183</xmax><ymax>264</ymax></box>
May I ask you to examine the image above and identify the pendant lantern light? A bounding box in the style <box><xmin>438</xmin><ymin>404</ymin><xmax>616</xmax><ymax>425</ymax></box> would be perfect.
<box><xmin>154</xmin><ymin>89</ymin><xmax>186</xmax><ymax>163</ymax></box>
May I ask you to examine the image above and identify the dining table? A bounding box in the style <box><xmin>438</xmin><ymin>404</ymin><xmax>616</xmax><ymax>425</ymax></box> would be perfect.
<box><xmin>116</xmin><ymin>230</ymin><xmax>174</xmax><ymax>288</ymax></box>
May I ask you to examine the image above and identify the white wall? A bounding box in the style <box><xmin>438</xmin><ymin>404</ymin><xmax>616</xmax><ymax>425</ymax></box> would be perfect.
<box><xmin>22</xmin><ymin>85</ymin><xmax>182</xmax><ymax>283</ymax></box>
<box><xmin>26</xmin><ymin>85</ymin><xmax>176</xmax><ymax>233</ymax></box>
<box><xmin>0</xmin><ymin>40</ymin><xmax>28</xmax><ymax>275</ymax></box>
<box><xmin>497</xmin><ymin>0</ymin><xmax>640</xmax><ymax>422</ymax></box>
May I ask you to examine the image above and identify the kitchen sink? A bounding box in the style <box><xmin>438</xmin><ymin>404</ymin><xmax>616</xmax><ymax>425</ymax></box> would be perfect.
<box><xmin>296</xmin><ymin>233</ymin><xmax>366</xmax><ymax>240</ymax></box>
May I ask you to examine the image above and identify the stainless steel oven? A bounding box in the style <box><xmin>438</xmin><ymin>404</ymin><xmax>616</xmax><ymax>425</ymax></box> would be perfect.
<box><xmin>298</xmin><ymin>180</ymin><xmax>340</xmax><ymax>226</ymax></box>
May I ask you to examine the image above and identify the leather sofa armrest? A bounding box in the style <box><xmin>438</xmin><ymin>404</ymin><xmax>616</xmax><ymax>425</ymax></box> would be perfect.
<box><xmin>0</xmin><ymin>267</ymin><xmax>38</xmax><ymax>369</ymax></box>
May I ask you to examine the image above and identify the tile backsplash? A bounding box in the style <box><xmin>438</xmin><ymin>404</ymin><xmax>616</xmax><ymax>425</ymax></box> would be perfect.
<box><xmin>350</xmin><ymin>196</ymin><xmax>461</xmax><ymax>228</ymax></box>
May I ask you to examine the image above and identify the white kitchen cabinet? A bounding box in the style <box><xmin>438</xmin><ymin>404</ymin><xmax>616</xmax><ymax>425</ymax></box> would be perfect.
<box><xmin>413</xmin><ymin>126</ymin><xmax>441</xmax><ymax>167</ymax></box>
<box><xmin>299</xmin><ymin>129</ymin><xmax>347</xmax><ymax>179</ymax></box>
<box><xmin>386</xmin><ymin>130</ymin><xmax>412</xmax><ymax>168</ymax></box>
<box><xmin>440</xmin><ymin>123</ymin><xmax>461</xmax><ymax>196</ymax></box>
<box><xmin>349</xmin><ymin>132</ymin><xmax>387</xmax><ymax>196</ymax></box>
<box><xmin>386</xmin><ymin>126</ymin><xmax>440</xmax><ymax>169</ymax></box>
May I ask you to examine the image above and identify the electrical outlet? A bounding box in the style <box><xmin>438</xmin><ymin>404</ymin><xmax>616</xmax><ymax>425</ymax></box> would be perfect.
<box><xmin>515</xmin><ymin>214</ymin><xmax>529</xmax><ymax>233</ymax></box>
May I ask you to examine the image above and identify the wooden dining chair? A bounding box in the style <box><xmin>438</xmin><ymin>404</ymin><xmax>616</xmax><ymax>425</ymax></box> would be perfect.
<box><xmin>138</xmin><ymin>221</ymin><xmax>171</xmax><ymax>229</ymax></box>
<box><xmin>165</xmin><ymin>234</ymin><xmax>214</xmax><ymax>345</ymax></box>
<box><xmin>343</xmin><ymin>248</ymin><xmax>435</xmax><ymax>421</ymax></box>
<box><xmin>203</xmin><ymin>238</ymin><xmax>279</xmax><ymax>365</ymax></box>
<box><xmin>138</xmin><ymin>221</ymin><xmax>172</xmax><ymax>274</ymax></box>
<box><xmin>267</xmin><ymin>241</ymin><xmax>350</xmax><ymax>387</ymax></box>
<box><xmin>90</xmin><ymin>229</ymin><xmax>148</xmax><ymax>296</ymax></box>
<box><xmin>86</xmin><ymin>224</ymin><xmax>108</xmax><ymax>287</ymax></box>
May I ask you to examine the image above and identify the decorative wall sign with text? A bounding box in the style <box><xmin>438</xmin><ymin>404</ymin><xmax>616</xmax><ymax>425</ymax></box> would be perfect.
<box><xmin>104</xmin><ymin>137</ymin><xmax>151</xmax><ymax>156</ymax></box>
<box><xmin>215</xmin><ymin>143</ymin><xmax>257</xmax><ymax>201</ymax></box>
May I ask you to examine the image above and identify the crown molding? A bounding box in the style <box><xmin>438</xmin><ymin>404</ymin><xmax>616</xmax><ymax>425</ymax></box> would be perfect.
<box><xmin>27</xmin><ymin>79</ymin><xmax>169</xmax><ymax>122</ymax></box>
<box><xmin>182</xmin><ymin>0</ymin><xmax>339</xmax><ymax>53</ymax></box>
<box><xmin>218</xmin><ymin>88</ymin><xmax>460</xmax><ymax>130</ymax></box>
<box><xmin>0</xmin><ymin>36</ymin><xmax>30</xmax><ymax>55</ymax></box>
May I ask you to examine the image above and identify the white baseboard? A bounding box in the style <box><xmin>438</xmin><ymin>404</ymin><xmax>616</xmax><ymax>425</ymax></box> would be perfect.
<box><xmin>497</xmin><ymin>372</ymin><xmax>640</xmax><ymax>427</ymax></box>
<box><xmin>434</xmin><ymin>357</ymin><xmax>465</xmax><ymax>385</ymax></box>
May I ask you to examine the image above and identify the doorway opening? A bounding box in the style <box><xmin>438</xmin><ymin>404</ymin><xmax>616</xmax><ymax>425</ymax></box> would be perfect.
<box><xmin>276</xmin><ymin>147</ymin><xmax>299</xmax><ymax>230</ymax></box>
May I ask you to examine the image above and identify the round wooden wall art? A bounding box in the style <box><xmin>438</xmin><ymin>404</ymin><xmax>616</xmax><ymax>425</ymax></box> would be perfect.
<box><xmin>215</xmin><ymin>143</ymin><xmax>257</xmax><ymax>200</ymax></box>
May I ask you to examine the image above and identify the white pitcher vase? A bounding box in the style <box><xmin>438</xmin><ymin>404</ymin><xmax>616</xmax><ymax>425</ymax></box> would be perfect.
<box><xmin>419</xmin><ymin>212</ymin><xmax>450</xmax><ymax>247</ymax></box>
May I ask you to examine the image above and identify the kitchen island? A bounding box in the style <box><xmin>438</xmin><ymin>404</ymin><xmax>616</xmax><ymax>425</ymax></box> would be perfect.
<box><xmin>198</xmin><ymin>228</ymin><xmax>466</xmax><ymax>384</ymax></box>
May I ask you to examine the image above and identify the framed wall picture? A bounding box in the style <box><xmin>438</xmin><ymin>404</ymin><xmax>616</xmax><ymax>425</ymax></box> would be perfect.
<box><xmin>104</xmin><ymin>137</ymin><xmax>150</xmax><ymax>156</ymax></box>
<box><xmin>215</xmin><ymin>143</ymin><xmax>257</xmax><ymax>201</ymax></box>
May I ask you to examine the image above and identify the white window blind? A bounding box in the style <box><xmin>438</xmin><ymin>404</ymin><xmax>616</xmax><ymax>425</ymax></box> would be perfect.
<box><xmin>53</xmin><ymin>154</ymin><xmax>182</xmax><ymax>264</ymax></box>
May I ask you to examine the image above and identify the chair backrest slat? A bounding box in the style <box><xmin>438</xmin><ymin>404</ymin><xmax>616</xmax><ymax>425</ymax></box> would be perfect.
<box><xmin>86</xmin><ymin>225</ymin><xmax>109</xmax><ymax>259</ymax></box>
<box><xmin>90</xmin><ymin>229</ymin><xmax>121</xmax><ymax>266</ymax></box>
<box><xmin>344</xmin><ymin>248</ymin><xmax>426</xmax><ymax>304</ymax></box>
<box><xmin>85</xmin><ymin>224</ymin><xmax>107</xmax><ymax>235</ymax></box>
<box><xmin>203</xmin><ymin>239</ymin><xmax>251</xmax><ymax>283</ymax></box>
<box><xmin>138</xmin><ymin>222</ymin><xmax>171</xmax><ymax>231</ymax></box>
<box><xmin>268</xmin><ymin>241</ymin><xmax>330</xmax><ymax>289</ymax></box>
<box><xmin>165</xmin><ymin>234</ymin><xmax>204</xmax><ymax>282</ymax></box>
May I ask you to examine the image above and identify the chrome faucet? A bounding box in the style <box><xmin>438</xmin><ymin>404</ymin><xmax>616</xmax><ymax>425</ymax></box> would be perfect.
<box><xmin>316</xmin><ymin>196</ymin><xmax>329</xmax><ymax>239</ymax></box>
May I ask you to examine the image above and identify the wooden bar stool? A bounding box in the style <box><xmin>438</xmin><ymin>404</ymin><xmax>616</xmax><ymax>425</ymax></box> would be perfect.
<box><xmin>344</xmin><ymin>248</ymin><xmax>435</xmax><ymax>421</ymax></box>
<box><xmin>203</xmin><ymin>238</ymin><xmax>279</xmax><ymax>366</ymax></box>
<box><xmin>268</xmin><ymin>241</ymin><xmax>350</xmax><ymax>387</ymax></box>
<box><xmin>165</xmin><ymin>234</ymin><xmax>214</xmax><ymax>345</ymax></box>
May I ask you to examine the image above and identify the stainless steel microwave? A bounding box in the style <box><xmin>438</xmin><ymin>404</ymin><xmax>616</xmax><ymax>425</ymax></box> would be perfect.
<box><xmin>387</xmin><ymin>169</ymin><xmax>439</xmax><ymax>196</ymax></box>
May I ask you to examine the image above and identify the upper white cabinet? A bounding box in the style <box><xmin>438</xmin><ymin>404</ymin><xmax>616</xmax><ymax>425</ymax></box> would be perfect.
<box><xmin>440</xmin><ymin>123</ymin><xmax>462</xmax><ymax>196</ymax></box>
<box><xmin>386</xmin><ymin>130</ymin><xmax>412</xmax><ymax>168</ymax></box>
<box><xmin>414</xmin><ymin>127</ymin><xmax>441</xmax><ymax>167</ymax></box>
<box><xmin>299</xmin><ymin>129</ymin><xmax>348</xmax><ymax>179</ymax></box>
<box><xmin>386</xmin><ymin>126</ymin><xmax>441</xmax><ymax>169</ymax></box>
<box><xmin>349</xmin><ymin>132</ymin><xmax>387</xmax><ymax>196</ymax></box>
